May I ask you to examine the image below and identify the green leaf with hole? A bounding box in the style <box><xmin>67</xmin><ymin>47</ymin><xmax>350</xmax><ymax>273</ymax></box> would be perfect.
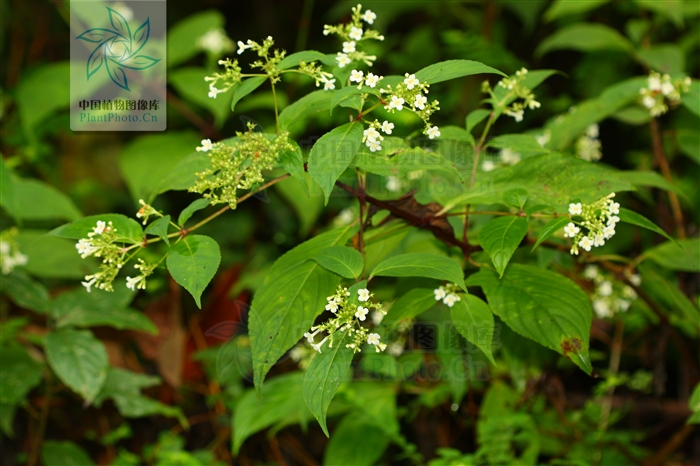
<box><xmin>166</xmin><ymin>235</ymin><xmax>221</xmax><ymax>308</ymax></box>
<box><xmin>478</xmin><ymin>216</ymin><xmax>529</xmax><ymax>277</ymax></box>
<box><xmin>313</xmin><ymin>246</ymin><xmax>363</xmax><ymax>279</ymax></box>
<box><xmin>308</xmin><ymin>122</ymin><xmax>363</xmax><ymax>204</ymax></box>
<box><xmin>45</xmin><ymin>329</ymin><xmax>109</xmax><ymax>403</ymax></box>
<box><xmin>371</xmin><ymin>253</ymin><xmax>466</xmax><ymax>292</ymax></box>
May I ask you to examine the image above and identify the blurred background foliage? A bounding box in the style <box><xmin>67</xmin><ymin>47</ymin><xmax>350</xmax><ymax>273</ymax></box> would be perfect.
<box><xmin>1</xmin><ymin>0</ymin><xmax>699</xmax><ymax>465</ymax></box>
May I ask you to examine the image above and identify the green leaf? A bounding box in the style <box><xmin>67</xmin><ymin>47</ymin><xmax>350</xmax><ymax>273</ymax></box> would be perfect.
<box><xmin>536</xmin><ymin>23</ymin><xmax>633</xmax><ymax>57</ymax></box>
<box><xmin>414</xmin><ymin>59</ymin><xmax>506</xmax><ymax>84</ymax></box>
<box><xmin>466</xmin><ymin>109</ymin><xmax>491</xmax><ymax>135</ymax></box>
<box><xmin>330</xmin><ymin>86</ymin><xmax>381</xmax><ymax>113</ymax></box>
<box><xmin>383</xmin><ymin>288</ymin><xmax>437</xmax><ymax>326</ymax></box>
<box><xmin>278</xmin><ymin>143</ymin><xmax>311</xmax><ymax>196</ymax></box>
<box><xmin>275</xmin><ymin>175</ymin><xmax>324</xmax><ymax>236</ymax></box>
<box><xmin>303</xmin><ymin>329</ymin><xmax>354</xmax><ymax>437</ymax></box>
<box><xmin>677</xmin><ymin>129</ymin><xmax>700</xmax><ymax>164</ymax></box>
<box><xmin>152</xmin><ymin>152</ymin><xmax>212</xmax><ymax>199</ymax></box>
<box><xmin>278</xmin><ymin>50</ymin><xmax>335</xmax><ymax>70</ymax></box>
<box><xmin>618</xmin><ymin>208</ymin><xmax>674</xmax><ymax>242</ymax></box>
<box><xmin>636</xmin><ymin>44</ymin><xmax>685</xmax><ymax>74</ymax></box>
<box><xmin>16</xmin><ymin>230</ymin><xmax>97</xmax><ymax>279</ymax></box>
<box><xmin>615</xmin><ymin>170</ymin><xmax>688</xmax><ymax>200</ymax></box>
<box><xmin>231</xmin><ymin>77</ymin><xmax>267</xmax><ymax>113</ymax></box>
<box><xmin>169</xmin><ymin>69</ymin><xmax>232</xmax><ymax>127</ymax></box>
<box><xmin>371</xmin><ymin>253</ymin><xmax>467</xmax><ymax>293</ymax></box>
<box><xmin>45</xmin><ymin>329</ymin><xmax>109</xmax><ymax>403</ymax></box>
<box><xmin>166</xmin><ymin>235</ymin><xmax>221</xmax><ymax>308</ymax></box>
<box><xmin>324</xmin><ymin>412</ymin><xmax>391</xmax><ymax>466</ymax></box>
<box><xmin>0</xmin><ymin>271</ymin><xmax>50</xmax><ymax>313</ymax></box>
<box><xmin>250</xmin><ymin>226</ymin><xmax>354</xmax><ymax>395</ymax></box>
<box><xmin>0</xmin><ymin>158</ymin><xmax>17</xmax><ymax>219</ymax></box>
<box><xmin>178</xmin><ymin>198</ymin><xmax>210</xmax><ymax>226</ymax></box>
<box><xmin>488</xmin><ymin>134</ymin><xmax>550</xmax><ymax>158</ymax></box>
<box><xmin>634</xmin><ymin>0</ymin><xmax>684</xmax><ymax>28</ymax></box>
<box><xmin>644</xmin><ymin>239</ymin><xmax>699</xmax><ymax>272</ymax></box>
<box><xmin>50</xmin><ymin>214</ymin><xmax>144</xmax><ymax>245</ymax></box>
<box><xmin>232</xmin><ymin>372</ymin><xmax>306</xmax><ymax>454</ymax></box>
<box><xmin>543</xmin><ymin>0</ymin><xmax>608</xmax><ymax>21</ymax></box>
<box><xmin>478</xmin><ymin>216</ymin><xmax>529</xmax><ymax>277</ymax></box>
<box><xmin>308</xmin><ymin>122</ymin><xmax>363</xmax><ymax>204</ymax></box>
<box><xmin>120</xmin><ymin>131</ymin><xmax>201</xmax><ymax>202</ymax></box>
<box><xmin>0</xmin><ymin>346</ymin><xmax>43</xmax><ymax>405</ymax></box>
<box><xmin>471</xmin><ymin>265</ymin><xmax>593</xmax><ymax>374</ymax></box>
<box><xmin>145</xmin><ymin>215</ymin><xmax>171</xmax><ymax>246</ymax></box>
<box><xmin>312</xmin><ymin>246</ymin><xmax>363</xmax><ymax>279</ymax></box>
<box><xmin>437</xmin><ymin>308</ymin><xmax>468</xmax><ymax>404</ymax></box>
<box><xmin>532</xmin><ymin>216</ymin><xmax>570</xmax><ymax>251</ymax></box>
<box><xmin>682</xmin><ymin>80</ymin><xmax>700</xmax><ymax>117</ymax></box>
<box><xmin>16</xmin><ymin>62</ymin><xmax>70</xmax><ymax>138</ymax></box>
<box><xmin>12</xmin><ymin>178</ymin><xmax>82</xmax><ymax>221</ymax></box>
<box><xmin>52</xmin><ymin>287</ymin><xmax>156</xmax><ymax>334</ymax></box>
<box><xmin>42</xmin><ymin>441</ymin><xmax>95</xmax><ymax>466</ymax></box>
<box><xmin>355</xmin><ymin>146</ymin><xmax>463</xmax><ymax>180</ymax></box>
<box><xmin>451</xmin><ymin>296</ymin><xmax>496</xmax><ymax>365</ymax></box>
<box><xmin>689</xmin><ymin>382</ymin><xmax>700</xmax><ymax>424</ymax></box>
<box><xmin>0</xmin><ymin>403</ymin><xmax>17</xmax><ymax>437</ymax></box>
<box><xmin>279</xmin><ymin>90</ymin><xmax>334</xmax><ymax>131</ymax></box>
<box><xmin>167</xmin><ymin>10</ymin><xmax>224</xmax><ymax>67</ymax></box>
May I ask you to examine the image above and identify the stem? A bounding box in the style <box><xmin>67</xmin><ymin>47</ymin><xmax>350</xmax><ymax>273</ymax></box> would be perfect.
<box><xmin>28</xmin><ymin>373</ymin><xmax>52</xmax><ymax>466</ymax></box>
<box><xmin>357</xmin><ymin>171</ymin><xmax>366</xmax><ymax>263</ymax></box>
<box><xmin>599</xmin><ymin>319</ymin><xmax>625</xmax><ymax>431</ymax></box>
<box><xmin>464</xmin><ymin>111</ymin><xmax>496</xmax><ymax>252</ymax></box>
<box><xmin>271</xmin><ymin>81</ymin><xmax>280</xmax><ymax>133</ymax></box>
<box><xmin>649</xmin><ymin>118</ymin><xmax>685</xmax><ymax>238</ymax></box>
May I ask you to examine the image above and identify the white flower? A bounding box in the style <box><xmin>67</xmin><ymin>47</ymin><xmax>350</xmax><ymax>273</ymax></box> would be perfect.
<box><xmin>336</xmin><ymin>52</ymin><xmax>351</xmax><ymax>68</ymax></box>
<box><xmin>371</xmin><ymin>311</ymin><xmax>384</xmax><ymax>325</ymax></box>
<box><xmin>342</xmin><ymin>41</ymin><xmax>356</xmax><ymax>53</ymax></box>
<box><xmin>426</xmin><ymin>126</ymin><xmax>441</xmax><ymax>139</ymax></box>
<box><xmin>369</xmin><ymin>141</ymin><xmax>382</xmax><ymax>152</ymax></box>
<box><xmin>335</xmin><ymin>208</ymin><xmax>355</xmax><ymax>226</ymax></box>
<box><xmin>93</xmin><ymin>221</ymin><xmax>106</xmax><ymax>235</ymax></box>
<box><xmin>76</xmin><ymin>239</ymin><xmax>97</xmax><ymax>258</ymax></box>
<box><xmin>643</xmin><ymin>95</ymin><xmax>657</xmax><ymax>109</ymax></box>
<box><xmin>623</xmin><ymin>286</ymin><xmax>637</xmax><ymax>299</ymax></box>
<box><xmin>564</xmin><ymin>222</ymin><xmax>580</xmax><ymax>238</ymax></box>
<box><xmin>323</xmin><ymin>25</ymin><xmax>332</xmax><ymax>36</ymax></box>
<box><xmin>648</xmin><ymin>75</ymin><xmax>661</xmax><ymax>91</ymax></box>
<box><xmin>528</xmin><ymin>100</ymin><xmax>541</xmax><ymax>110</ymax></box>
<box><xmin>536</xmin><ymin>132</ymin><xmax>551</xmax><ymax>147</ymax></box>
<box><xmin>237</xmin><ymin>40</ymin><xmax>252</xmax><ymax>55</ymax></box>
<box><xmin>380</xmin><ymin>121</ymin><xmax>394</xmax><ymax>134</ymax></box>
<box><xmin>603</xmin><ymin>225</ymin><xmax>616</xmax><ymax>239</ymax></box>
<box><xmin>569</xmin><ymin>203</ymin><xmax>582</xmax><ymax>215</ymax></box>
<box><xmin>618</xmin><ymin>299</ymin><xmax>631</xmax><ymax>312</ymax></box>
<box><xmin>0</xmin><ymin>241</ymin><xmax>9</xmax><ymax>255</ymax></box>
<box><xmin>198</xmin><ymin>29</ymin><xmax>232</xmax><ymax>54</ymax></box>
<box><xmin>304</xmin><ymin>330</ymin><xmax>319</xmax><ymax>343</ymax></box>
<box><xmin>358</xmin><ymin>288</ymin><xmax>370</xmax><ymax>302</ymax></box>
<box><xmin>126</xmin><ymin>275</ymin><xmax>145</xmax><ymax>291</ymax></box>
<box><xmin>311</xmin><ymin>336</ymin><xmax>328</xmax><ymax>353</ymax></box>
<box><xmin>500</xmin><ymin>148</ymin><xmax>521</xmax><ymax>165</ymax></box>
<box><xmin>578</xmin><ymin>236</ymin><xmax>593</xmax><ymax>252</ymax></box>
<box><xmin>434</xmin><ymin>286</ymin><xmax>447</xmax><ymax>301</ymax></box>
<box><xmin>367</xmin><ymin>333</ymin><xmax>381</xmax><ymax>345</ymax></box>
<box><xmin>81</xmin><ymin>277</ymin><xmax>97</xmax><ymax>293</ymax></box>
<box><xmin>608</xmin><ymin>202</ymin><xmax>620</xmax><ymax>215</ymax></box>
<box><xmin>607</xmin><ymin>215</ymin><xmax>620</xmax><ymax>226</ymax></box>
<box><xmin>583</xmin><ymin>265</ymin><xmax>599</xmax><ymax>279</ymax></box>
<box><xmin>323</xmin><ymin>77</ymin><xmax>336</xmax><ymax>91</ymax></box>
<box><xmin>403</xmin><ymin>73</ymin><xmax>419</xmax><ymax>90</ymax></box>
<box><xmin>505</xmin><ymin>109</ymin><xmax>524</xmax><ymax>122</ymax></box>
<box><xmin>325</xmin><ymin>300</ymin><xmax>339</xmax><ymax>313</ymax></box>
<box><xmin>349</xmin><ymin>26</ymin><xmax>363</xmax><ymax>41</ymax></box>
<box><xmin>414</xmin><ymin>94</ymin><xmax>427</xmax><ymax>110</ymax></box>
<box><xmin>628</xmin><ymin>274</ymin><xmax>641</xmax><ymax>286</ymax></box>
<box><xmin>443</xmin><ymin>293</ymin><xmax>461</xmax><ymax>307</ymax></box>
<box><xmin>386</xmin><ymin>176</ymin><xmax>400</xmax><ymax>191</ymax></box>
<box><xmin>593</xmin><ymin>299</ymin><xmax>611</xmax><ymax>318</ymax></box>
<box><xmin>387</xmin><ymin>342</ymin><xmax>403</xmax><ymax>356</ymax></box>
<box><xmin>388</xmin><ymin>95</ymin><xmax>405</xmax><ymax>111</ymax></box>
<box><xmin>482</xmin><ymin>160</ymin><xmax>496</xmax><ymax>172</ymax></box>
<box><xmin>364</xmin><ymin>127</ymin><xmax>380</xmax><ymax>142</ymax></box>
<box><xmin>586</xmin><ymin>124</ymin><xmax>599</xmax><ymax>139</ymax></box>
<box><xmin>350</xmin><ymin>69</ymin><xmax>364</xmax><ymax>83</ymax></box>
<box><xmin>661</xmin><ymin>80</ymin><xmax>674</xmax><ymax>96</ymax></box>
<box><xmin>365</xmin><ymin>73</ymin><xmax>381</xmax><ymax>88</ymax></box>
<box><xmin>355</xmin><ymin>306</ymin><xmax>369</xmax><ymax>321</ymax></box>
<box><xmin>12</xmin><ymin>252</ymin><xmax>27</xmax><ymax>266</ymax></box>
<box><xmin>196</xmin><ymin>139</ymin><xmax>213</xmax><ymax>152</ymax></box>
<box><xmin>362</xmin><ymin>9</ymin><xmax>377</xmax><ymax>24</ymax></box>
<box><xmin>593</xmin><ymin>234</ymin><xmax>605</xmax><ymax>247</ymax></box>
<box><xmin>599</xmin><ymin>281</ymin><xmax>613</xmax><ymax>296</ymax></box>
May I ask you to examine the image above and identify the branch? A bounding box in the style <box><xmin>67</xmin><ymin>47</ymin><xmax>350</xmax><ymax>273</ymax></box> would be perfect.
<box><xmin>649</xmin><ymin>118</ymin><xmax>685</xmax><ymax>239</ymax></box>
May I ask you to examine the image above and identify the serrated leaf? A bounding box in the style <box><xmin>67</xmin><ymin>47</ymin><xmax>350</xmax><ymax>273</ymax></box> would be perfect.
<box><xmin>42</xmin><ymin>441</ymin><xmax>95</xmax><ymax>466</ymax></box>
<box><xmin>308</xmin><ymin>122</ymin><xmax>363</xmax><ymax>204</ymax></box>
<box><xmin>470</xmin><ymin>265</ymin><xmax>593</xmax><ymax>374</ymax></box>
<box><xmin>50</xmin><ymin>214</ymin><xmax>143</xmax><ymax>245</ymax></box>
<box><xmin>233</xmin><ymin>372</ymin><xmax>306</xmax><ymax>454</ymax></box>
<box><xmin>536</xmin><ymin>23</ymin><xmax>633</xmax><ymax>57</ymax></box>
<box><xmin>370</xmin><ymin>253</ymin><xmax>467</xmax><ymax>292</ymax></box>
<box><xmin>618</xmin><ymin>207</ymin><xmax>674</xmax><ymax>242</ymax></box>
<box><xmin>178</xmin><ymin>198</ymin><xmax>210</xmax><ymax>226</ymax></box>
<box><xmin>644</xmin><ymin>239</ymin><xmax>699</xmax><ymax>272</ymax></box>
<box><xmin>479</xmin><ymin>216</ymin><xmax>529</xmax><ymax>277</ymax></box>
<box><xmin>312</xmin><ymin>246</ymin><xmax>363</xmax><ymax>279</ymax></box>
<box><xmin>145</xmin><ymin>215</ymin><xmax>171</xmax><ymax>246</ymax></box>
<box><xmin>414</xmin><ymin>59</ymin><xmax>506</xmax><ymax>84</ymax></box>
<box><xmin>383</xmin><ymin>288</ymin><xmax>437</xmax><ymax>327</ymax></box>
<box><xmin>250</xmin><ymin>226</ymin><xmax>353</xmax><ymax>394</ymax></box>
<box><xmin>0</xmin><ymin>346</ymin><xmax>43</xmax><ymax>405</ymax></box>
<box><xmin>231</xmin><ymin>77</ymin><xmax>267</xmax><ymax>112</ymax></box>
<box><xmin>532</xmin><ymin>216</ymin><xmax>570</xmax><ymax>251</ymax></box>
<box><xmin>303</xmin><ymin>329</ymin><xmax>353</xmax><ymax>437</ymax></box>
<box><xmin>166</xmin><ymin>235</ymin><xmax>221</xmax><ymax>308</ymax></box>
<box><xmin>45</xmin><ymin>329</ymin><xmax>108</xmax><ymax>403</ymax></box>
<box><xmin>451</xmin><ymin>296</ymin><xmax>496</xmax><ymax>365</ymax></box>
<box><xmin>279</xmin><ymin>90</ymin><xmax>334</xmax><ymax>131</ymax></box>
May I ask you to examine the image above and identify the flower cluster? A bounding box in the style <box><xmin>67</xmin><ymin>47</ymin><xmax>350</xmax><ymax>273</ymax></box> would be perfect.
<box><xmin>349</xmin><ymin>69</ymin><xmax>383</xmax><ymax>90</ymax></box>
<box><xmin>126</xmin><ymin>259</ymin><xmax>157</xmax><ymax>291</ymax></box>
<box><xmin>197</xmin><ymin>28</ymin><xmax>234</xmax><ymax>56</ymax></box>
<box><xmin>323</xmin><ymin>4</ymin><xmax>384</xmax><ymax>68</ymax></box>
<box><xmin>204</xmin><ymin>58</ymin><xmax>243</xmax><ymax>99</ymax></box>
<box><xmin>483</xmin><ymin>68</ymin><xmax>540</xmax><ymax>122</ymax></box>
<box><xmin>434</xmin><ymin>283</ymin><xmax>462</xmax><ymax>308</ymax></box>
<box><xmin>575</xmin><ymin>124</ymin><xmax>602</xmax><ymax>162</ymax></box>
<box><xmin>639</xmin><ymin>72</ymin><xmax>691</xmax><ymax>117</ymax></box>
<box><xmin>481</xmin><ymin>147</ymin><xmax>521</xmax><ymax>172</ymax></box>
<box><xmin>583</xmin><ymin>265</ymin><xmax>640</xmax><ymax>318</ymax></box>
<box><xmin>189</xmin><ymin>122</ymin><xmax>294</xmax><ymax>208</ymax></box>
<box><xmin>379</xmin><ymin>73</ymin><xmax>441</xmax><ymax>139</ymax></box>
<box><xmin>135</xmin><ymin>199</ymin><xmax>161</xmax><ymax>225</ymax></box>
<box><xmin>0</xmin><ymin>228</ymin><xmax>28</xmax><ymax>275</ymax></box>
<box><xmin>76</xmin><ymin>221</ymin><xmax>126</xmax><ymax>292</ymax></box>
<box><xmin>303</xmin><ymin>286</ymin><xmax>387</xmax><ymax>354</ymax></box>
<box><xmin>563</xmin><ymin>194</ymin><xmax>620</xmax><ymax>255</ymax></box>
<box><xmin>361</xmin><ymin>119</ymin><xmax>394</xmax><ymax>152</ymax></box>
